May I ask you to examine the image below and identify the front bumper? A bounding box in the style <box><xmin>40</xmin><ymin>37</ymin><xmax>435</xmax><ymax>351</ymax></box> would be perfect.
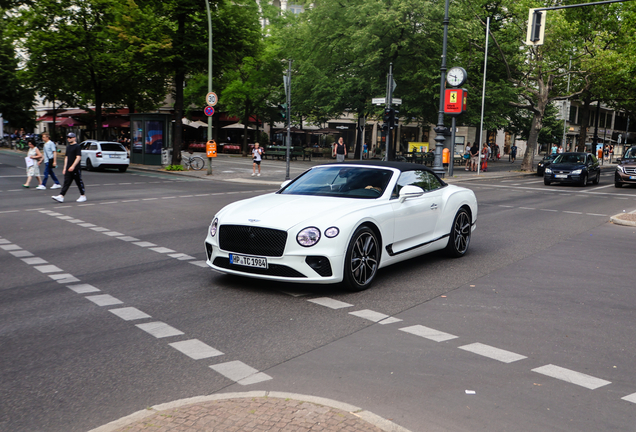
<box><xmin>615</xmin><ymin>170</ymin><xmax>636</xmax><ymax>185</ymax></box>
<box><xmin>544</xmin><ymin>172</ymin><xmax>583</xmax><ymax>184</ymax></box>
<box><xmin>204</xmin><ymin>233</ymin><xmax>345</xmax><ymax>284</ymax></box>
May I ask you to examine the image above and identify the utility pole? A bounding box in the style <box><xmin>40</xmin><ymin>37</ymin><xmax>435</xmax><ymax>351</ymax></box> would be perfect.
<box><xmin>384</xmin><ymin>63</ymin><xmax>395</xmax><ymax>161</ymax></box>
<box><xmin>285</xmin><ymin>59</ymin><xmax>292</xmax><ymax>180</ymax></box>
<box><xmin>206</xmin><ymin>0</ymin><xmax>213</xmax><ymax>175</ymax></box>
<box><xmin>432</xmin><ymin>0</ymin><xmax>451</xmax><ymax>177</ymax></box>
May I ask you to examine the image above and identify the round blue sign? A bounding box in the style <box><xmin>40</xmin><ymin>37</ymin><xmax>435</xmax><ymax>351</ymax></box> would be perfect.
<box><xmin>205</xmin><ymin>106</ymin><xmax>215</xmax><ymax>116</ymax></box>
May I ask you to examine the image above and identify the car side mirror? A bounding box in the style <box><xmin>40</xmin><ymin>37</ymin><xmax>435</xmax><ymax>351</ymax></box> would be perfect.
<box><xmin>399</xmin><ymin>184</ymin><xmax>425</xmax><ymax>202</ymax></box>
<box><xmin>280</xmin><ymin>180</ymin><xmax>291</xmax><ymax>189</ymax></box>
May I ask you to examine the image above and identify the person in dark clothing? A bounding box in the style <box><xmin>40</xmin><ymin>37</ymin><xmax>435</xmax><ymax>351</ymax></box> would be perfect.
<box><xmin>52</xmin><ymin>133</ymin><xmax>86</xmax><ymax>203</ymax></box>
<box><xmin>470</xmin><ymin>142</ymin><xmax>479</xmax><ymax>172</ymax></box>
<box><xmin>333</xmin><ymin>137</ymin><xmax>347</xmax><ymax>162</ymax></box>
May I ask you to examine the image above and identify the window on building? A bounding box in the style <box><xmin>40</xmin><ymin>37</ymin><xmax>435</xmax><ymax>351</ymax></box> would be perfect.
<box><xmin>569</xmin><ymin>105</ymin><xmax>577</xmax><ymax>124</ymax></box>
<box><xmin>288</xmin><ymin>4</ymin><xmax>304</xmax><ymax>13</ymax></box>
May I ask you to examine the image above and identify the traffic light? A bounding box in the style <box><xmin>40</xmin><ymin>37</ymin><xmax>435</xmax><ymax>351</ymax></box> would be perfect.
<box><xmin>383</xmin><ymin>108</ymin><xmax>392</xmax><ymax>123</ymax></box>
<box><xmin>525</xmin><ymin>9</ymin><xmax>545</xmax><ymax>45</ymax></box>
<box><xmin>393</xmin><ymin>110</ymin><xmax>399</xmax><ymax>128</ymax></box>
<box><xmin>278</xmin><ymin>104</ymin><xmax>287</xmax><ymax>119</ymax></box>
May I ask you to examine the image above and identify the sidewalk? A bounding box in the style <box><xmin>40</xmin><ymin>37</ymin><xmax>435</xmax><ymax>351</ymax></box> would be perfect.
<box><xmin>90</xmin><ymin>391</ymin><xmax>411</xmax><ymax>432</ymax></box>
<box><xmin>132</xmin><ymin>152</ymin><xmax>566</xmax><ymax>185</ymax></box>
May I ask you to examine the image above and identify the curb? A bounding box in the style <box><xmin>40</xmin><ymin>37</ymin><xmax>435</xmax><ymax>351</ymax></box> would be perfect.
<box><xmin>610</xmin><ymin>210</ymin><xmax>636</xmax><ymax>227</ymax></box>
<box><xmin>87</xmin><ymin>391</ymin><xmax>413</xmax><ymax>432</ymax></box>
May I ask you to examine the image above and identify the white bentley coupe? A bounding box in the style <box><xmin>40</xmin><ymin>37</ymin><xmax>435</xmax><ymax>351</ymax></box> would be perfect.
<box><xmin>204</xmin><ymin>161</ymin><xmax>477</xmax><ymax>291</ymax></box>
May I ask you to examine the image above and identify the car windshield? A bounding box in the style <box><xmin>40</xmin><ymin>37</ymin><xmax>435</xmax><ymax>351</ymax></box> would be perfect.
<box><xmin>100</xmin><ymin>143</ymin><xmax>126</xmax><ymax>152</ymax></box>
<box><xmin>280</xmin><ymin>166</ymin><xmax>394</xmax><ymax>199</ymax></box>
<box><xmin>623</xmin><ymin>147</ymin><xmax>636</xmax><ymax>159</ymax></box>
<box><xmin>553</xmin><ymin>154</ymin><xmax>585</xmax><ymax>164</ymax></box>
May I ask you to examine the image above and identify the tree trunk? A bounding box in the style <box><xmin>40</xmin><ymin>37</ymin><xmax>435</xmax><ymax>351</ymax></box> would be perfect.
<box><xmin>242</xmin><ymin>103</ymin><xmax>250</xmax><ymax>157</ymax></box>
<box><xmin>576</xmin><ymin>94</ymin><xmax>592</xmax><ymax>152</ymax></box>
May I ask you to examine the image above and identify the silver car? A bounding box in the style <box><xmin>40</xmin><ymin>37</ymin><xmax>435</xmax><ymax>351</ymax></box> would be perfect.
<box><xmin>80</xmin><ymin>140</ymin><xmax>130</xmax><ymax>172</ymax></box>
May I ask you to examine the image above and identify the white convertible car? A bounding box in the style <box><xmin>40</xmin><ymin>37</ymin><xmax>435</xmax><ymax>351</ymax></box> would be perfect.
<box><xmin>204</xmin><ymin>161</ymin><xmax>477</xmax><ymax>291</ymax></box>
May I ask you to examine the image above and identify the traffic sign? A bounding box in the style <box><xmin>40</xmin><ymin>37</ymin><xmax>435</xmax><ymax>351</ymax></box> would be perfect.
<box><xmin>206</xmin><ymin>92</ymin><xmax>218</xmax><ymax>107</ymax></box>
<box><xmin>204</xmin><ymin>106</ymin><xmax>214</xmax><ymax>117</ymax></box>
<box><xmin>372</xmin><ymin>98</ymin><xmax>386</xmax><ymax>105</ymax></box>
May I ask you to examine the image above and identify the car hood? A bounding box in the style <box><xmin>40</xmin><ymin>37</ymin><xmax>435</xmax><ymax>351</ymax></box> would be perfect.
<box><xmin>216</xmin><ymin>193</ymin><xmax>381</xmax><ymax>230</ymax></box>
<box><xmin>549</xmin><ymin>162</ymin><xmax>586</xmax><ymax>170</ymax></box>
<box><xmin>619</xmin><ymin>159</ymin><xmax>636</xmax><ymax>166</ymax></box>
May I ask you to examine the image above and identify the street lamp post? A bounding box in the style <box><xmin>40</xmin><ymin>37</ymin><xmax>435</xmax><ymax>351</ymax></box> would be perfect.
<box><xmin>206</xmin><ymin>0</ymin><xmax>213</xmax><ymax>175</ymax></box>
<box><xmin>432</xmin><ymin>0</ymin><xmax>451</xmax><ymax>178</ymax></box>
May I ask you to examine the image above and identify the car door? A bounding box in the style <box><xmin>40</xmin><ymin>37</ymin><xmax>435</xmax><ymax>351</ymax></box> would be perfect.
<box><xmin>79</xmin><ymin>142</ymin><xmax>90</xmax><ymax>166</ymax></box>
<box><xmin>389</xmin><ymin>170</ymin><xmax>444</xmax><ymax>255</ymax></box>
<box><xmin>588</xmin><ymin>154</ymin><xmax>600</xmax><ymax>179</ymax></box>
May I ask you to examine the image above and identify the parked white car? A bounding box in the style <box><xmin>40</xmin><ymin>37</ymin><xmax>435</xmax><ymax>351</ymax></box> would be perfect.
<box><xmin>80</xmin><ymin>140</ymin><xmax>129</xmax><ymax>172</ymax></box>
<box><xmin>204</xmin><ymin>161</ymin><xmax>478</xmax><ymax>291</ymax></box>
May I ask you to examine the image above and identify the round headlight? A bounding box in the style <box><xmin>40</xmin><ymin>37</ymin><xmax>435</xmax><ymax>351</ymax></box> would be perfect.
<box><xmin>297</xmin><ymin>227</ymin><xmax>321</xmax><ymax>247</ymax></box>
<box><xmin>210</xmin><ymin>218</ymin><xmax>218</xmax><ymax>237</ymax></box>
<box><xmin>325</xmin><ymin>227</ymin><xmax>340</xmax><ymax>238</ymax></box>
<box><xmin>545</xmin><ymin>168</ymin><xmax>552</xmax><ymax>174</ymax></box>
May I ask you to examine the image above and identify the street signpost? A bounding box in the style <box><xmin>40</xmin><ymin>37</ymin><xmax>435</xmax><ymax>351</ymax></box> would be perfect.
<box><xmin>206</xmin><ymin>92</ymin><xmax>218</xmax><ymax>107</ymax></box>
<box><xmin>204</xmin><ymin>106</ymin><xmax>214</xmax><ymax>117</ymax></box>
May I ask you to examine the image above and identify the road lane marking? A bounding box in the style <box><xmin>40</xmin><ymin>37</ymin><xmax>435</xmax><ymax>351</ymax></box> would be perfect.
<box><xmin>458</xmin><ymin>342</ymin><xmax>527</xmax><ymax>363</ymax></box>
<box><xmin>563</xmin><ymin>211</ymin><xmax>583</xmax><ymax>214</ymax></box>
<box><xmin>9</xmin><ymin>250</ymin><xmax>33</xmax><ymax>257</ymax></box>
<box><xmin>85</xmin><ymin>294</ymin><xmax>124</xmax><ymax>307</ymax></box>
<box><xmin>109</xmin><ymin>307</ymin><xmax>152</xmax><ymax>321</ymax></box>
<box><xmin>149</xmin><ymin>247</ymin><xmax>176</xmax><ymax>254</ymax></box>
<box><xmin>308</xmin><ymin>297</ymin><xmax>354</xmax><ymax>309</ymax></box>
<box><xmin>78</xmin><ymin>223</ymin><xmax>97</xmax><ymax>227</ymax></box>
<box><xmin>22</xmin><ymin>257</ymin><xmax>48</xmax><ymax>265</ymax></box>
<box><xmin>0</xmin><ymin>239</ymin><xmax>10</xmax><ymax>244</ymax></box>
<box><xmin>189</xmin><ymin>260</ymin><xmax>209</xmax><ymax>267</ymax></box>
<box><xmin>621</xmin><ymin>393</ymin><xmax>636</xmax><ymax>404</ymax></box>
<box><xmin>136</xmin><ymin>322</ymin><xmax>184</xmax><ymax>338</ymax></box>
<box><xmin>117</xmin><ymin>236</ymin><xmax>140</xmax><ymax>242</ymax></box>
<box><xmin>103</xmin><ymin>231</ymin><xmax>125</xmax><ymax>237</ymax></box>
<box><xmin>34</xmin><ymin>264</ymin><xmax>64</xmax><ymax>273</ymax></box>
<box><xmin>67</xmin><ymin>284</ymin><xmax>101</xmax><ymax>294</ymax></box>
<box><xmin>168</xmin><ymin>253</ymin><xmax>195</xmax><ymax>260</ymax></box>
<box><xmin>48</xmin><ymin>273</ymin><xmax>80</xmax><ymax>283</ymax></box>
<box><xmin>540</xmin><ymin>209</ymin><xmax>558</xmax><ymax>212</ymax></box>
<box><xmin>1</xmin><ymin>244</ymin><xmax>21</xmax><ymax>251</ymax></box>
<box><xmin>532</xmin><ymin>364</ymin><xmax>611</xmax><ymax>389</ymax></box>
<box><xmin>90</xmin><ymin>227</ymin><xmax>110</xmax><ymax>232</ymax></box>
<box><xmin>209</xmin><ymin>360</ymin><xmax>272</xmax><ymax>385</ymax></box>
<box><xmin>586</xmin><ymin>213</ymin><xmax>608</xmax><ymax>216</ymax></box>
<box><xmin>349</xmin><ymin>309</ymin><xmax>402</xmax><ymax>324</ymax></box>
<box><xmin>133</xmin><ymin>241</ymin><xmax>157</xmax><ymax>247</ymax></box>
<box><xmin>169</xmin><ymin>339</ymin><xmax>224</xmax><ymax>360</ymax></box>
<box><xmin>399</xmin><ymin>325</ymin><xmax>458</xmax><ymax>342</ymax></box>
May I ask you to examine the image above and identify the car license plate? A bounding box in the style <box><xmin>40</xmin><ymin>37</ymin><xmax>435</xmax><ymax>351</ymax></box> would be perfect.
<box><xmin>229</xmin><ymin>254</ymin><xmax>267</xmax><ymax>269</ymax></box>
<box><xmin>555</xmin><ymin>174</ymin><xmax>568</xmax><ymax>178</ymax></box>
<box><xmin>109</xmin><ymin>155</ymin><xmax>120</xmax><ymax>158</ymax></box>
<box><xmin>630</xmin><ymin>176</ymin><xmax>636</xmax><ymax>180</ymax></box>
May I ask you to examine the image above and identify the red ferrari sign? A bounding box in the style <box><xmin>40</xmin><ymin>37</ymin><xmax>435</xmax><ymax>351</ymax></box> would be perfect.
<box><xmin>444</xmin><ymin>88</ymin><xmax>467</xmax><ymax>116</ymax></box>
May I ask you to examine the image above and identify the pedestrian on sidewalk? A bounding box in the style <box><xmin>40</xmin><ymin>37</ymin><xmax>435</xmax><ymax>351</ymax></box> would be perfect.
<box><xmin>464</xmin><ymin>142</ymin><xmax>471</xmax><ymax>170</ymax></box>
<box><xmin>38</xmin><ymin>133</ymin><xmax>62</xmax><ymax>190</ymax></box>
<box><xmin>510</xmin><ymin>143</ymin><xmax>518</xmax><ymax>163</ymax></box>
<box><xmin>52</xmin><ymin>133</ymin><xmax>86</xmax><ymax>203</ymax></box>
<box><xmin>23</xmin><ymin>139</ymin><xmax>43</xmax><ymax>188</ymax></box>
<box><xmin>333</xmin><ymin>137</ymin><xmax>347</xmax><ymax>162</ymax></box>
<box><xmin>251</xmin><ymin>142</ymin><xmax>263</xmax><ymax>177</ymax></box>
<box><xmin>481</xmin><ymin>143</ymin><xmax>489</xmax><ymax>172</ymax></box>
<box><xmin>470</xmin><ymin>142</ymin><xmax>479</xmax><ymax>171</ymax></box>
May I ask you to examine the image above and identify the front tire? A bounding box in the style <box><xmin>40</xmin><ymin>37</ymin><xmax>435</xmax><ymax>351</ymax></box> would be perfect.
<box><xmin>191</xmin><ymin>157</ymin><xmax>205</xmax><ymax>171</ymax></box>
<box><xmin>544</xmin><ymin>179</ymin><xmax>551</xmax><ymax>186</ymax></box>
<box><xmin>579</xmin><ymin>173</ymin><xmax>588</xmax><ymax>187</ymax></box>
<box><xmin>343</xmin><ymin>226</ymin><xmax>380</xmax><ymax>291</ymax></box>
<box><xmin>445</xmin><ymin>208</ymin><xmax>471</xmax><ymax>258</ymax></box>
<box><xmin>615</xmin><ymin>182</ymin><xmax>622</xmax><ymax>188</ymax></box>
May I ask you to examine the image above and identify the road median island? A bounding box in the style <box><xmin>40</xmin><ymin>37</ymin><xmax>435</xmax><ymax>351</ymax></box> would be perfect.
<box><xmin>89</xmin><ymin>391</ymin><xmax>412</xmax><ymax>432</ymax></box>
<box><xmin>610</xmin><ymin>210</ymin><xmax>636</xmax><ymax>227</ymax></box>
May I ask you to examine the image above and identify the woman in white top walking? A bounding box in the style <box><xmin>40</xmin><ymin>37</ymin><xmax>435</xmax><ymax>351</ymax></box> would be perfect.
<box><xmin>252</xmin><ymin>142</ymin><xmax>263</xmax><ymax>176</ymax></box>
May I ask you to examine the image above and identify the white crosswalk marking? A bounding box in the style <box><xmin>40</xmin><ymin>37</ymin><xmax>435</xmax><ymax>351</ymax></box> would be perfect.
<box><xmin>136</xmin><ymin>322</ymin><xmax>184</xmax><ymax>339</ymax></box>
<box><xmin>399</xmin><ymin>325</ymin><xmax>458</xmax><ymax>342</ymax></box>
<box><xmin>458</xmin><ymin>343</ymin><xmax>526</xmax><ymax>363</ymax></box>
<box><xmin>308</xmin><ymin>297</ymin><xmax>353</xmax><ymax>309</ymax></box>
<box><xmin>532</xmin><ymin>364</ymin><xmax>611</xmax><ymax>389</ymax></box>
<box><xmin>169</xmin><ymin>339</ymin><xmax>224</xmax><ymax>359</ymax></box>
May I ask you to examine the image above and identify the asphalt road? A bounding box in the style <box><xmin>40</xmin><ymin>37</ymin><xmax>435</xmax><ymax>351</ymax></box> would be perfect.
<box><xmin>1</xmin><ymin>150</ymin><xmax>636</xmax><ymax>432</ymax></box>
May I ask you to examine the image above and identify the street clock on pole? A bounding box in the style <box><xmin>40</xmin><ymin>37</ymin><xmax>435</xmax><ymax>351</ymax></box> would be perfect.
<box><xmin>446</xmin><ymin>67</ymin><xmax>467</xmax><ymax>87</ymax></box>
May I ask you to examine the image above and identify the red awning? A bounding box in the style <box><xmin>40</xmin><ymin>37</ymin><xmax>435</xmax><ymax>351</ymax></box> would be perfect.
<box><xmin>36</xmin><ymin>115</ymin><xmax>55</xmax><ymax>122</ymax></box>
<box><xmin>58</xmin><ymin>109</ymin><xmax>89</xmax><ymax>116</ymax></box>
<box><xmin>57</xmin><ymin>117</ymin><xmax>85</xmax><ymax>127</ymax></box>
<box><xmin>101</xmin><ymin>118</ymin><xmax>130</xmax><ymax>128</ymax></box>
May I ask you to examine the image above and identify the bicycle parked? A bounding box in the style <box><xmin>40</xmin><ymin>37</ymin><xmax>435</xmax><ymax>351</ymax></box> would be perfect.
<box><xmin>182</xmin><ymin>151</ymin><xmax>205</xmax><ymax>170</ymax></box>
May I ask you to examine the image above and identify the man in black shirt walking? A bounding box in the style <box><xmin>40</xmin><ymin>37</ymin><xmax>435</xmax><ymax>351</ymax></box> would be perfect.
<box><xmin>52</xmin><ymin>133</ymin><xmax>86</xmax><ymax>203</ymax></box>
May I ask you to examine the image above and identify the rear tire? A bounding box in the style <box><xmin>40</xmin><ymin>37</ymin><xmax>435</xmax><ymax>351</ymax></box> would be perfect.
<box><xmin>86</xmin><ymin>159</ymin><xmax>93</xmax><ymax>171</ymax></box>
<box><xmin>343</xmin><ymin>226</ymin><xmax>380</xmax><ymax>291</ymax></box>
<box><xmin>592</xmin><ymin>171</ymin><xmax>600</xmax><ymax>185</ymax></box>
<box><xmin>119</xmin><ymin>166</ymin><xmax>128</xmax><ymax>173</ymax></box>
<box><xmin>191</xmin><ymin>156</ymin><xmax>205</xmax><ymax>171</ymax></box>
<box><xmin>445</xmin><ymin>208</ymin><xmax>471</xmax><ymax>258</ymax></box>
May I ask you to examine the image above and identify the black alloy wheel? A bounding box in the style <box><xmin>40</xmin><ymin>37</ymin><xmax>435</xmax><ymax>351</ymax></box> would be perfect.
<box><xmin>86</xmin><ymin>159</ymin><xmax>93</xmax><ymax>171</ymax></box>
<box><xmin>445</xmin><ymin>208</ymin><xmax>472</xmax><ymax>257</ymax></box>
<box><xmin>343</xmin><ymin>226</ymin><xmax>380</xmax><ymax>291</ymax></box>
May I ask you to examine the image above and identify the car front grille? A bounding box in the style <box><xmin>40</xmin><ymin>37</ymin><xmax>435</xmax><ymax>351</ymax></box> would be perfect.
<box><xmin>213</xmin><ymin>257</ymin><xmax>306</xmax><ymax>278</ymax></box>
<box><xmin>218</xmin><ymin>225</ymin><xmax>287</xmax><ymax>257</ymax></box>
<box><xmin>624</xmin><ymin>167</ymin><xmax>636</xmax><ymax>175</ymax></box>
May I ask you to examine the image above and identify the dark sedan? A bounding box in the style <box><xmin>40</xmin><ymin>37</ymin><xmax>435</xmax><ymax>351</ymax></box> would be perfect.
<box><xmin>537</xmin><ymin>154</ymin><xmax>557</xmax><ymax>176</ymax></box>
<box><xmin>544</xmin><ymin>152</ymin><xmax>600</xmax><ymax>186</ymax></box>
